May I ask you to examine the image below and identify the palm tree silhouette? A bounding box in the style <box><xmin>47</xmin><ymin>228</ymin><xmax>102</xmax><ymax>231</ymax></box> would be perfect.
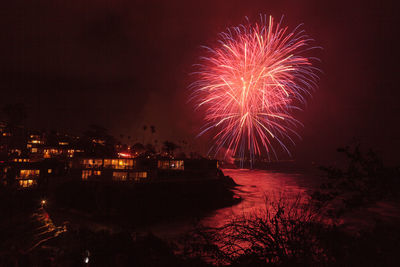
<box><xmin>142</xmin><ymin>125</ymin><xmax>147</xmax><ymax>144</ymax></box>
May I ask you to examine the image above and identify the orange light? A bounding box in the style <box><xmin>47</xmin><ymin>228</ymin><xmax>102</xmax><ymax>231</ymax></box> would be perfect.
<box><xmin>118</xmin><ymin>152</ymin><xmax>131</xmax><ymax>158</ymax></box>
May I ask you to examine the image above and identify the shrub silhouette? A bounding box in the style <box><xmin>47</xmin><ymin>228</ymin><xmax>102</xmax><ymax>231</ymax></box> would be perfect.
<box><xmin>181</xmin><ymin>195</ymin><xmax>337</xmax><ymax>266</ymax></box>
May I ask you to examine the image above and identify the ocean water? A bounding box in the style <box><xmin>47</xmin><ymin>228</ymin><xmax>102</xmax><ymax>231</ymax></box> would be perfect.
<box><xmin>142</xmin><ymin>168</ymin><xmax>322</xmax><ymax>238</ymax></box>
<box><xmin>201</xmin><ymin>168</ymin><xmax>322</xmax><ymax>227</ymax></box>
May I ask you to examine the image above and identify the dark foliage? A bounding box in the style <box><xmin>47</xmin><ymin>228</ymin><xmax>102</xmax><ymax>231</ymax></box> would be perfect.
<box><xmin>80</xmin><ymin>124</ymin><xmax>117</xmax><ymax>157</ymax></box>
<box><xmin>179</xmin><ymin>194</ymin><xmax>400</xmax><ymax>266</ymax></box>
<box><xmin>2</xmin><ymin>226</ymin><xmax>210</xmax><ymax>267</ymax></box>
<box><xmin>51</xmin><ymin>178</ymin><xmax>237</xmax><ymax>226</ymax></box>
<box><xmin>2</xmin><ymin>103</ymin><xmax>27</xmax><ymax>127</ymax></box>
<box><xmin>311</xmin><ymin>144</ymin><xmax>400</xmax><ymax>217</ymax></box>
<box><xmin>180</xmin><ymin>195</ymin><xmax>334</xmax><ymax>266</ymax></box>
<box><xmin>162</xmin><ymin>141</ymin><xmax>180</xmax><ymax>156</ymax></box>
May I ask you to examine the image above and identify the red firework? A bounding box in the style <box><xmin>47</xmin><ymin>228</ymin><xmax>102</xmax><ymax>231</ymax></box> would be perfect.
<box><xmin>191</xmin><ymin>15</ymin><xmax>320</xmax><ymax>162</ymax></box>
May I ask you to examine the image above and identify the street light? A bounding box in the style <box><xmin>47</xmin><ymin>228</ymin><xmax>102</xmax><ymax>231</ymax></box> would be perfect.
<box><xmin>83</xmin><ymin>250</ymin><xmax>90</xmax><ymax>265</ymax></box>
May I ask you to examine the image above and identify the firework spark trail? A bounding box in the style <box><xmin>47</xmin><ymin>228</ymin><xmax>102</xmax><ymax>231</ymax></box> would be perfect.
<box><xmin>191</xmin><ymin>15</ymin><xmax>320</xmax><ymax>165</ymax></box>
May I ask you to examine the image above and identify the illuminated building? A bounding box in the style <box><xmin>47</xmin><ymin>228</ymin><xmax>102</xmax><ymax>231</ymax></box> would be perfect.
<box><xmin>79</xmin><ymin>158</ymin><xmax>149</xmax><ymax>182</ymax></box>
<box><xmin>17</xmin><ymin>169</ymin><xmax>39</xmax><ymax>188</ymax></box>
<box><xmin>1</xmin><ymin>159</ymin><xmax>68</xmax><ymax>188</ymax></box>
<box><xmin>13</xmin><ymin>158</ymin><xmax>30</xmax><ymax>163</ymax></box>
<box><xmin>157</xmin><ymin>159</ymin><xmax>184</xmax><ymax>170</ymax></box>
<box><xmin>77</xmin><ymin>157</ymin><xmax>219</xmax><ymax>182</ymax></box>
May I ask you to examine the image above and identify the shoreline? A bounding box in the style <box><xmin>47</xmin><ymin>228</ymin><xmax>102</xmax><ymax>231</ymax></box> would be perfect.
<box><xmin>48</xmin><ymin>173</ymin><xmax>240</xmax><ymax>236</ymax></box>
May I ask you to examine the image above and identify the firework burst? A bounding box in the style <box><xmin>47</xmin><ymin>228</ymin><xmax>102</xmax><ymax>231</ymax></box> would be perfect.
<box><xmin>191</xmin><ymin>15</ymin><xmax>320</xmax><ymax>164</ymax></box>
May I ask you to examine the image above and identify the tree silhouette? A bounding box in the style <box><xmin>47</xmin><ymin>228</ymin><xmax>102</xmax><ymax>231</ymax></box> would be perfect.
<box><xmin>150</xmin><ymin>125</ymin><xmax>156</xmax><ymax>148</ymax></box>
<box><xmin>142</xmin><ymin>125</ymin><xmax>147</xmax><ymax>144</ymax></box>
<box><xmin>132</xmin><ymin>142</ymin><xmax>145</xmax><ymax>154</ymax></box>
<box><xmin>162</xmin><ymin>141</ymin><xmax>180</xmax><ymax>156</ymax></box>
<box><xmin>2</xmin><ymin>103</ymin><xmax>27</xmax><ymax>127</ymax></box>
<box><xmin>145</xmin><ymin>143</ymin><xmax>156</xmax><ymax>154</ymax></box>
<box><xmin>81</xmin><ymin>124</ymin><xmax>116</xmax><ymax>157</ymax></box>
<box><xmin>1</xmin><ymin>103</ymin><xmax>28</xmax><ymax>152</ymax></box>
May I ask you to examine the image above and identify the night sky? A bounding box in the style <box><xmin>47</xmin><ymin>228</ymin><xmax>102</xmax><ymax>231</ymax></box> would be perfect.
<box><xmin>1</xmin><ymin>0</ymin><xmax>398</xmax><ymax>164</ymax></box>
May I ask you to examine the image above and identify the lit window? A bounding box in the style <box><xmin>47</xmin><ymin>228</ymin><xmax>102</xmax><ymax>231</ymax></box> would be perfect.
<box><xmin>127</xmin><ymin>159</ymin><xmax>134</xmax><ymax>168</ymax></box>
<box><xmin>31</xmin><ymin>148</ymin><xmax>38</xmax><ymax>153</ymax></box>
<box><xmin>82</xmin><ymin>159</ymin><xmax>102</xmax><ymax>168</ymax></box>
<box><xmin>67</xmin><ymin>150</ymin><xmax>74</xmax><ymax>158</ymax></box>
<box><xmin>157</xmin><ymin>160</ymin><xmax>184</xmax><ymax>170</ymax></box>
<box><xmin>116</xmin><ymin>159</ymin><xmax>127</xmax><ymax>169</ymax></box>
<box><xmin>113</xmin><ymin>172</ymin><xmax>128</xmax><ymax>181</ymax></box>
<box><xmin>82</xmin><ymin>170</ymin><xmax>91</xmax><ymax>180</ymax></box>
<box><xmin>104</xmin><ymin>159</ymin><xmax>112</xmax><ymax>168</ymax></box>
<box><xmin>132</xmin><ymin>171</ymin><xmax>148</xmax><ymax>181</ymax></box>
<box><xmin>48</xmin><ymin>169</ymin><xmax>52</xmax><ymax>174</ymax></box>
<box><xmin>82</xmin><ymin>159</ymin><xmax>90</xmax><ymax>167</ymax></box>
<box><xmin>19</xmin><ymin>179</ymin><xmax>36</xmax><ymax>188</ymax></box>
<box><xmin>18</xmin><ymin>170</ymin><xmax>40</xmax><ymax>179</ymax></box>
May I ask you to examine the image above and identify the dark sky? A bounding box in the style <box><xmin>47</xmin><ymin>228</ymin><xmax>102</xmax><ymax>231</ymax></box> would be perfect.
<box><xmin>0</xmin><ymin>0</ymin><xmax>398</xmax><ymax>164</ymax></box>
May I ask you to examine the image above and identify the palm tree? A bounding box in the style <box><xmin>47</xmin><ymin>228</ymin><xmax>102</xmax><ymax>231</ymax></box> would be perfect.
<box><xmin>142</xmin><ymin>125</ymin><xmax>147</xmax><ymax>144</ymax></box>
<box><xmin>145</xmin><ymin>143</ymin><xmax>156</xmax><ymax>154</ymax></box>
<box><xmin>3</xmin><ymin>103</ymin><xmax>27</xmax><ymax>127</ymax></box>
<box><xmin>162</xmin><ymin>141</ymin><xmax>180</xmax><ymax>157</ymax></box>
<box><xmin>2</xmin><ymin>103</ymin><xmax>28</xmax><ymax>153</ymax></box>
<box><xmin>154</xmin><ymin>139</ymin><xmax>158</xmax><ymax>153</ymax></box>
<box><xmin>150</xmin><ymin>125</ymin><xmax>156</xmax><ymax>148</ymax></box>
<box><xmin>82</xmin><ymin>124</ymin><xmax>117</xmax><ymax>157</ymax></box>
<box><xmin>132</xmin><ymin>142</ymin><xmax>145</xmax><ymax>155</ymax></box>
